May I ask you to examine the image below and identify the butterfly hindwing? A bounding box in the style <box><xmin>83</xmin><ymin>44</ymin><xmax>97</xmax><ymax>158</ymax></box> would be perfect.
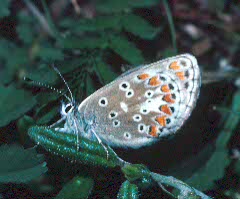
<box><xmin>77</xmin><ymin>54</ymin><xmax>201</xmax><ymax>148</ymax></box>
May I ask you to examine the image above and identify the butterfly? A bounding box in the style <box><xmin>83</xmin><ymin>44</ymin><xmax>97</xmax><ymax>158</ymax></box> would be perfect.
<box><xmin>53</xmin><ymin>54</ymin><xmax>201</xmax><ymax>150</ymax></box>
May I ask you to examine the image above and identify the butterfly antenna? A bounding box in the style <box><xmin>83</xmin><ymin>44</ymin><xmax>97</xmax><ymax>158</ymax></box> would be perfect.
<box><xmin>23</xmin><ymin>77</ymin><xmax>71</xmax><ymax>102</ymax></box>
<box><xmin>51</xmin><ymin>65</ymin><xmax>74</xmax><ymax>103</ymax></box>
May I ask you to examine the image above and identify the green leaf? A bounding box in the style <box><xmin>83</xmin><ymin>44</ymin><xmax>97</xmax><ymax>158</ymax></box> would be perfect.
<box><xmin>117</xmin><ymin>181</ymin><xmax>139</xmax><ymax>199</ymax></box>
<box><xmin>121</xmin><ymin>163</ymin><xmax>153</xmax><ymax>189</ymax></box>
<box><xmin>96</xmin><ymin>0</ymin><xmax>159</xmax><ymax>13</ymax></box>
<box><xmin>16</xmin><ymin>23</ymin><xmax>34</xmax><ymax>44</ymax></box>
<box><xmin>0</xmin><ymin>40</ymin><xmax>18</xmax><ymax>84</ymax></box>
<box><xmin>120</xmin><ymin>14</ymin><xmax>160</xmax><ymax>39</ymax></box>
<box><xmin>3</xmin><ymin>47</ymin><xmax>29</xmax><ymax>84</ymax></box>
<box><xmin>109</xmin><ymin>35</ymin><xmax>144</xmax><ymax>64</ymax></box>
<box><xmin>185</xmin><ymin>91</ymin><xmax>240</xmax><ymax>191</ymax></box>
<box><xmin>222</xmin><ymin>90</ymin><xmax>240</xmax><ymax>134</ymax></box>
<box><xmin>234</xmin><ymin>158</ymin><xmax>240</xmax><ymax>175</ymax></box>
<box><xmin>86</xmin><ymin>74</ymin><xmax>96</xmax><ymax>96</ymax></box>
<box><xmin>60</xmin><ymin>16</ymin><xmax>120</xmax><ymax>33</ymax></box>
<box><xmin>0</xmin><ymin>145</ymin><xmax>47</xmax><ymax>183</ymax></box>
<box><xmin>122</xmin><ymin>164</ymin><xmax>151</xmax><ymax>183</ymax></box>
<box><xmin>28</xmin><ymin>126</ymin><xmax>122</xmax><ymax>168</ymax></box>
<box><xmin>208</xmin><ymin>1</ymin><xmax>225</xmax><ymax>12</ymax></box>
<box><xmin>17</xmin><ymin>115</ymin><xmax>35</xmax><ymax>134</ymax></box>
<box><xmin>36</xmin><ymin>106</ymin><xmax>58</xmax><ymax>125</ymax></box>
<box><xmin>6</xmin><ymin>47</ymin><xmax>29</xmax><ymax>68</ymax></box>
<box><xmin>36</xmin><ymin>47</ymin><xmax>64</xmax><ymax>61</ymax></box>
<box><xmin>160</xmin><ymin>48</ymin><xmax>177</xmax><ymax>58</ymax></box>
<box><xmin>55</xmin><ymin>176</ymin><xmax>94</xmax><ymax>199</ymax></box>
<box><xmin>0</xmin><ymin>0</ymin><xmax>12</xmax><ymax>18</ymax></box>
<box><xmin>185</xmin><ymin>143</ymin><xmax>230</xmax><ymax>191</ymax></box>
<box><xmin>17</xmin><ymin>115</ymin><xmax>35</xmax><ymax>144</ymax></box>
<box><xmin>58</xmin><ymin>58</ymin><xmax>87</xmax><ymax>74</ymax></box>
<box><xmin>0</xmin><ymin>46</ymin><xmax>28</xmax><ymax>84</ymax></box>
<box><xmin>35</xmin><ymin>92</ymin><xmax>60</xmax><ymax>105</ymax></box>
<box><xmin>129</xmin><ymin>0</ymin><xmax>160</xmax><ymax>8</ymax></box>
<box><xmin>94</xmin><ymin>59</ymin><xmax>118</xmax><ymax>84</ymax></box>
<box><xmin>0</xmin><ymin>39</ymin><xmax>15</xmax><ymax>59</ymax></box>
<box><xmin>0</xmin><ymin>86</ymin><xmax>36</xmax><ymax>127</ymax></box>
<box><xmin>61</xmin><ymin>14</ymin><xmax>159</xmax><ymax>40</ymax></box>
<box><xmin>60</xmin><ymin>36</ymin><xmax>108</xmax><ymax>49</ymax></box>
<box><xmin>27</xmin><ymin>63</ymin><xmax>59</xmax><ymax>84</ymax></box>
<box><xmin>16</xmin><ymin>12</ymin><xmax>36</xmax><ymax>45</ymax></box>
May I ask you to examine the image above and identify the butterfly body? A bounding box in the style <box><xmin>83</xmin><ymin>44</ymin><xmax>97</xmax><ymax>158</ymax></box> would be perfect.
<box><xmin>60</xmin><ymin>54</ymin><xmax>201</xmax><ymax>149</ymax></box>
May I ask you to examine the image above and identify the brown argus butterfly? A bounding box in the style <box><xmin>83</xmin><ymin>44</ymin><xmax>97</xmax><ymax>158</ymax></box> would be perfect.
<box><xmin>55</xmin><ymin>54</ymin><xmax>201</xmax><ymax>149</ymax></box>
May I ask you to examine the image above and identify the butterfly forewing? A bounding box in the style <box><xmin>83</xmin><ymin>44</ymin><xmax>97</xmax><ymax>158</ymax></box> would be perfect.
<box><xmin>78</xmin><ymin>54</ymin><xmax>200</xmax><ymax>148</ymax></box>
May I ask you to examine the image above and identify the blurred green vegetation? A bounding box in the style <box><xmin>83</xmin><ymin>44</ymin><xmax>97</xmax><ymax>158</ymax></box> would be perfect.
<box><xmin>0</xmin><ymin>0</ymin><xmax>240</xmax><ymax>198</ymax></box>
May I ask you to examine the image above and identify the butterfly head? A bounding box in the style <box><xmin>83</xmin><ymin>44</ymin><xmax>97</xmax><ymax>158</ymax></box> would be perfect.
<box><xmin>61</xmin><ymin>100</ymin><xmax>76</xmax><ymax>117</ymax></box>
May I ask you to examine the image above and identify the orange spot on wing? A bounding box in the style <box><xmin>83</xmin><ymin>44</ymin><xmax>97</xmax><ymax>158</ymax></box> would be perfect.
<box><xmin>149</xmin><ymin>76</ymin><xmax>161</xmax><ymax>86</ymax></box>
<box><xmin>160</xmin><ymin>105</ymin><xmax>172</xmax><ymax>115</ymax></box>
<box><xmin>161</xmin><ymin>85</ymin><xmax>170</xmax><ymax>92</ymax></box>
<box><xmin>149</xmin><ymin>125</ymin><xmax>158</xmax><ymax>137</ymax></box>
<box><xmin>155</xmin><ymin>116</ymin><xmax>167</xmax><ymax>127</ymax></box>
<box><xmin>176</xmin><ymin>72</ymin><xmax>185</xmax><ymax>80</ymax></box>
<box><xmin>163</xmin><ymin>94</ymin><xmax>175</xmax><ymax>104</ymax></box>
<box><xmin>169</xmin><ymin>61</ymin><xmax>180</xmax><ymax>70</ymax></box>
<box><xmin>138</xmin><ymin>73</ymin><xmax>150</xmax><ymax>80</ymax></box>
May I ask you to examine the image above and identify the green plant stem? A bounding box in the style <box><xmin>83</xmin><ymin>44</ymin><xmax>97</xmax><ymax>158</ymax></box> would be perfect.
<box><xmin>162</xmin><ymin>0</ymin><xmax>178</xmax><ymax>54</ymax></box>
<box><xmin>28</xmin><ymin>126</ymin><xmax>212</xmax><ymax>198</ymax></box>
<box><xmin>150</xmin><ymin>172</ymin><xmax>211</xmax><ymax>199</ymax></box>
<box><xmin>41</xmin><ymin>0</ymin><xmax>61</xmax><ymax>40</ymax></box>
<box><xmin>22</xmin><ymin>0</ymin><xmax>53</xmax><ymax>36</ymax></box>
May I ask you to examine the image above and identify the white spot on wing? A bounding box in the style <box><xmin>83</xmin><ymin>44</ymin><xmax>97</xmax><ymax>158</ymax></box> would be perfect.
<box><xmin>140</xmin><ymin>96</ymin><xmax>162</xmax><ymax>114</ymax></box>
<box><xmin>120</xmin><ymin>102</ymin><xmax>128</xmax><ymax>112</ymax></box>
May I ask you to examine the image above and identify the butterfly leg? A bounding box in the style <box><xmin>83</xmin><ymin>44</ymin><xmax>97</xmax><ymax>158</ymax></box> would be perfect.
<box><xmin>49</xmin><ymin>116</ymin><xmax>66</xmax><ymax>128</ymax></box>
<box><xmin>91</xmin><ymin>128</ymin><xmax>109</xmax><ymax>160</ymax></box>
<box><xmin>72</xmin><ymin>118</ymin><xmax>80</xmax><ymax>151</ymax></box>
<box><xmin>54</xmin><ymin>127</ymin><xmax>70</xmax><ymax>133</ymax></box>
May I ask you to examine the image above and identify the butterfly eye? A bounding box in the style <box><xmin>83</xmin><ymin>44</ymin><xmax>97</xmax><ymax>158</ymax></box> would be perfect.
<box><xmin>119</xmin><ymin>82</ymin><xmax>130</xmax><ymax>91</ymax></box>
<box><xmin>62</xmin><ymin>103</ymin><xmax>74</xmax><ymax>115</ymax></box>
